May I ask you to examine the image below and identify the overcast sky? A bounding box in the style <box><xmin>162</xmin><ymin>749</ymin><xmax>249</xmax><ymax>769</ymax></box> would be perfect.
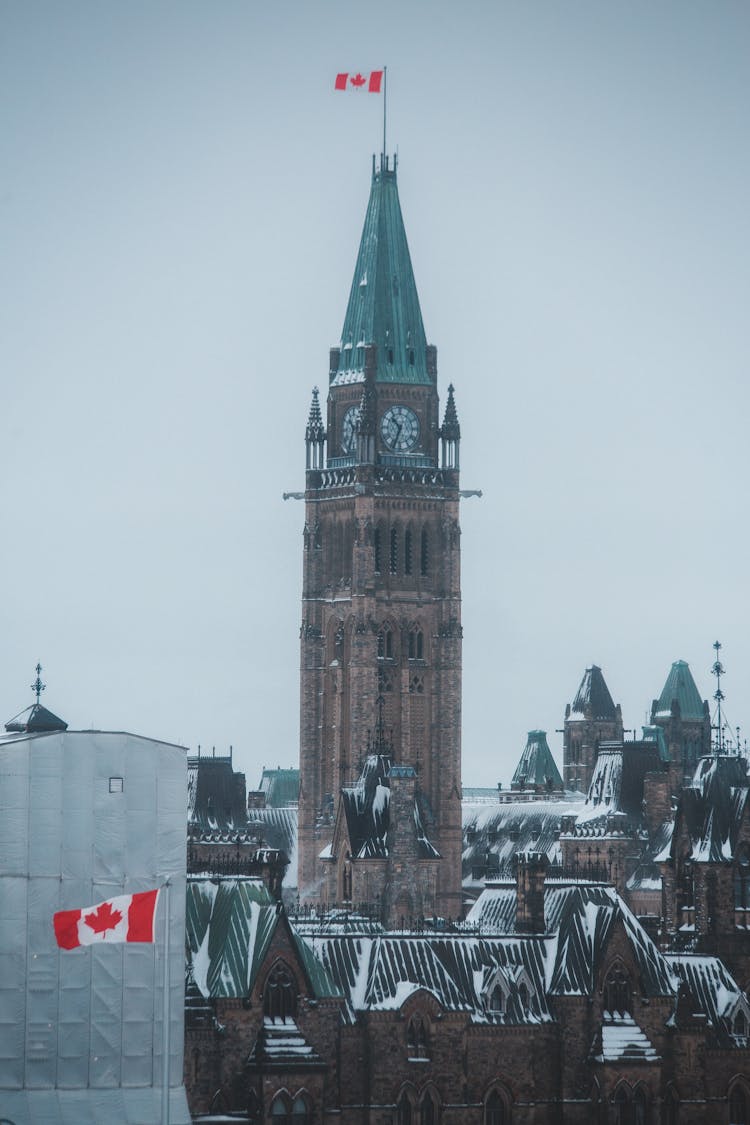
<box><xmin>2</xmin><ymin>1</ymin><xmax>749</xmax><ymax>787</ymax></box>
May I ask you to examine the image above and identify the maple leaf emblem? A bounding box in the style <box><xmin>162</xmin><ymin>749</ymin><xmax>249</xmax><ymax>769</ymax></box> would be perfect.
<box><xmin>84</xmin><ymin>901</ymin><xmax>123</xmax><ymax>934</ymax></box>
<box><xmin>350</xmin><ymin>73</ymin><xmax>366</xmax><ymax>88</ymax></box>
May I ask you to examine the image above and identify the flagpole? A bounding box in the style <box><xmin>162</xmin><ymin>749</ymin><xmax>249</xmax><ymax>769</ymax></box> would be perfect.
<box><xmin>383</xmin><ymin>65</ymin><xmax>387</xmax><ymax>160</ymax></box>
<box><xmin>161</xmin><ymin>877</ymin><xmax>171</xmax><ymax>1125</ymax></box>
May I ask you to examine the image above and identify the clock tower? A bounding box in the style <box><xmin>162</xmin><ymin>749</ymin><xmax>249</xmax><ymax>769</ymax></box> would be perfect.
<box><xmin>298</xmin><ymin>155</ymin><xmax>463</xmax><ymax>922</ymax></box>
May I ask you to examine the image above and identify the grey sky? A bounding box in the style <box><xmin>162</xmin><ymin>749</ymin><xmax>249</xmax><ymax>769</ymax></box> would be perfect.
<box><xmin>2</xmin><ymin>1</ymin><xmax>749</xmax><ymax>786</ymax></box>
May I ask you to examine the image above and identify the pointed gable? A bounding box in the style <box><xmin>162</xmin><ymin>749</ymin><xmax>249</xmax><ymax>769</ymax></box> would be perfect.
<box><xmin>334</xmin><ymin>157</ymin><xmax>430</xmax><ymax>387</ymax></box>
<box><xmin>511</xmin><ymin>730</ymin><xmax>563</xmax><ymax>791</ymax></box>
<box><xmin>653</xmin><ymin>660</ymin><xmax>706</xmax><ymax>720</ymax></box>
<box><xmin>570</xmin><ymin>665</ymin><xmax>617</xmax><ymax>720</ymax></box>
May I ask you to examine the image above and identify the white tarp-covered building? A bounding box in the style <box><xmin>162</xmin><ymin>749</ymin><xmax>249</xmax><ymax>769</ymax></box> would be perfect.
<box><xmin>0</xmin><ymin>700</ymin><xmax>191</xmax><ymax>1124</ymax></box>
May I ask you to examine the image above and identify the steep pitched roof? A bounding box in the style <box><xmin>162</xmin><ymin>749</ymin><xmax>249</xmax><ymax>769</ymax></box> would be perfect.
<box><xmin>678</xmin><ymin>755</ymin><xmax>749</xmax><ymax>863</ymax></box>
<box><xmin>653</xmin><ymin>660</ymin><xmax>706</xmax><ymax>721</ymax></box>
<box><xmin>569</xmin><ymin>665</ymin><xmax>617</xmax><ymax>720</ymax></box>
<box><xmin>511</xmin><ymin>730</ymin><xmax>563</xmax><ymax>790</ymax></box>
<box><xmin>462</xmin><ymin>797</ymin><xmax>583</xmax><ymax>884</ymax></box>
<box><xmin>333</xmin><ymin>157</ymin><xmax>430</xmax><ymax>387</ymax></box>
<box><xmin>260</xmin><ymin>767</ymin><xmax>300</xmax><ymax>808</ymax></box>
<box><xmin>186</xmin><ymin>878</ymin><xmax>340</xmax><ymax>1001</ymax></box>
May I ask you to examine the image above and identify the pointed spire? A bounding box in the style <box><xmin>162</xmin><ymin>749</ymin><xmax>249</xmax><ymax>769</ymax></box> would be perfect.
<box><xmin>439</xmin><ymin>383</ymin><xmax>460</xmax><ymax>471</ymax></box>
<box><xmin>569</xmin><ymin>665</ymin><xmax>618</xmax><ymax>720</ymax></box>
<box><xmin>511</xmin><ymin>730</ymin><xmax>563</xmax><ymax>791</ymax></box>
<box><xmin>441</xmin><ymin>384</ymin><xmax>460</xmax><ymax>439</ymax></box>
<box><xmin>332</xmin><ymin>159</ymin><xmax>430</xmax><ymax>387</ymax></box>
<box><xmin>305</xmin><ymin>386</ymin><xmax>325</xmax><ymax>442</ymax></box>
<box><xmin>653</xmin><ymin>660</ymin><xmax>706</xmax><ymax>721</ymax></box>
<box><xmin>305</xmin><ymin>387</ymin><xmax>326</xmax><ymax>471</ymax></box>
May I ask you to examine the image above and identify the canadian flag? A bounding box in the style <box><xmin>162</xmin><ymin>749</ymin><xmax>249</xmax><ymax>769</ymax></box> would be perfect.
<box><xmin>335</xmin><ymin>71</ymin><xmax>383</xmax><ymax>93</ymax></box>
<box><xmin>53</xmin><ymin>889</ymin><xmax>160</xmax><ymax>949</ymax></box>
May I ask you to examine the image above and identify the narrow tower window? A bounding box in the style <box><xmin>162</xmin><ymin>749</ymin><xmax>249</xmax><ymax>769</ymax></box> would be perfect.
<box><xmin>404</xmin><ymin>529</ymin><xmax>413</xmax><ymax>575</ymax></box>
<box><xmin>420</xmin><ymin>529</ymin><xmax>429</xmax><ymax>577</ymax></box>
<box><xmin>390</xmin><ymin>527</ymin><xmax>399</xmax><ymax>575</ymax></box>
<box><xmin>374</xmin><ymin>526</ymin><xmax>382</xmax><ymax>573</ymax></box>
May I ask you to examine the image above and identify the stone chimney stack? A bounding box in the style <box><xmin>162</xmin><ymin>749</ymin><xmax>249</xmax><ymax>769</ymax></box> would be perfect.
<box><xmin>515</xmin><ymin>851</ymin><xmax>548</xmax><ymax>934</ymax></box>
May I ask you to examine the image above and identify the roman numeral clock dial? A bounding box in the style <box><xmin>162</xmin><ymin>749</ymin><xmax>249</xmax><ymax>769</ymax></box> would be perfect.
<box><xmin>380</xmin><ymin>405</ymin><xmax>420</xmax><ymax>452</ymax></box>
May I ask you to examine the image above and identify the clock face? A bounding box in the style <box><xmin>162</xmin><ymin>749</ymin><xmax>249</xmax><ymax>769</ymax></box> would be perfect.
<box><xmin>380</xmin><ymin>405</ymin><xmax>420</xmax><ymax>452</ymax></box>
<box><xmin>341</xmin><ymin>406</ymin><xmax>360</xmax><ymax>453</ymax></box>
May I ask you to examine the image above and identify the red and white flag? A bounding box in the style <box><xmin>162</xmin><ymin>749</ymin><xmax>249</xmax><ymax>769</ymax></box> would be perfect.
<box><xmin>335</xmin><ymin>71</ymin><xmax>383</xmax><ymax>93</ymax></box>
<box><xmin>53</xmin><ymin>889</ymin><xmax>160</xmax><ymax>949</ymax></box>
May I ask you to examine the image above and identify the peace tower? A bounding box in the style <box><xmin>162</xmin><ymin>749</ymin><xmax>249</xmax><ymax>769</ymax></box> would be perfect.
<box><xmin>298</xmin><ymin>155</ymin><xmax>463</xmax><ymax>922</ymax></box>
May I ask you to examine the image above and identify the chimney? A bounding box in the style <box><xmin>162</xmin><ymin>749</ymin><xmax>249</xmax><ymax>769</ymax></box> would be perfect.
<box><xmin>516</xmin><ymin>851</ymin><xmax>548</xmax><ymax>934</ymax></box>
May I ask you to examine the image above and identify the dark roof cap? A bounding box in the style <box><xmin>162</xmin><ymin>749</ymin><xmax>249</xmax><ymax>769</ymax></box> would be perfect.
<box><xmin>570</xmin><ymin>665</ymin><xmax>618</xmax><ymax>720</ymax></box>
<box><xmin>5</xmin><ymin>703</ymin><xmax>68</xmax><ymax>733</ymax></box>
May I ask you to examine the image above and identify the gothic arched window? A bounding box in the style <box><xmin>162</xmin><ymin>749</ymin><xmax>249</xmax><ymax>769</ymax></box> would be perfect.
<box><xmin>730</xmin><ymin>1085</ymin><xmax>749</xmax><ymax>1125</ymax></box>
<box><xmin>263</xmin><ymin>962</ymin><xmax>297</xmax><ymax>1023</ymax></box>
<box><xmin>484</xmin><ymin>1091</ymin><xmax>506</xmax><ymax>1125</ymax></box>
<box><xmin>420</xmin><ymin>1090</ymin><xmax>437</xmax><ymax>1125</ymax></box>
<box><xmin>378</xmin><ymin>624</ymin><xmax>394</xmax><ymax>661</ymax></box>
<box><xmin>408</xmin><ymin>629</ymin><xmax>424</xmax><ymax>660</ymax></box>
<box><xmin>390</xmin><ymin>527</ymin><xmax>399</xmax><ymax>574</ymax></box>
<box><xmin>397</xmin><ymin>1093</ymin><xmax>413</xmax><ymax>1125</ymax></box>
<box><xmin>291</xmin><ymin>1093</ymin><xmax>312</xmax><ymax>1124</ymax></box>
<box><xmin>612</xmin><ymin>1085</ymin><xmax>630</xmax><ymax>1125</ymax></box>
<box><xmin>603</xmin><ymin>965</ymin><xmax>631</xmax><ymax>1017</ymax></box>
<box><xmin>271</xmin><ymin>1093</ymin><xmax>291</xmax><ymax>1123</ymax></box>
<box><xmin>633</xmin><ymin>1086</ymin><xmax>647</xmax><ymax>1125</ymax></box>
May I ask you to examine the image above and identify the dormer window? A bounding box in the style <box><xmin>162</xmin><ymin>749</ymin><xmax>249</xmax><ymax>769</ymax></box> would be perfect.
<box><xmin>263</xmin><ymin>962</ymin><xmax>297</xmax><ymax>1023</ymax></box>
<box><xmin>603</xmin><ymin>965</ymin><xmax>631</xmax><ymax>1018</ymax></box>
<box><xmin>488</xmin><ymin>984</ymin><xmax>504</xmax><ymax>1014</ymax></box>
<box><xmin>406</xmin><ymin>1014</ymin><xmax>429</xmax><ymax>1059</ymax></box>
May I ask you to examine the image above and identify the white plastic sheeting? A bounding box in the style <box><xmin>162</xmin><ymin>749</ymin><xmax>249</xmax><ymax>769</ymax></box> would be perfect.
<box><xmin>0</xmin><ymin>730</ymin><xmax>191</xmax><ymax>1124</ymax></box>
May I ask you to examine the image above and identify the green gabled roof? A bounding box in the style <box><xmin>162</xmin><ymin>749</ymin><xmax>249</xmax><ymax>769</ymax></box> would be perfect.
<box><xmin>186</xmin><ymin>878</ymin><xmax>278</xmax><ymax>998</ymax></box>
<box><xmin>511</xmin><ymin>730</ymin><xmax>563</xmax><ymax>790</ymax></box>
<box><xmin>334</xmin><ymin>156</ymin><xmax>430</xmax><ymax>386</ymax></box>
<box><xmin>186</xmin><ymin>879</ymin><xmax>341</xmax><ymax>1002</ymax></box>
<box><xmin>654</xmin><ymin>660</ymin><xmax>706</xmax><ymax>721</ymax></box>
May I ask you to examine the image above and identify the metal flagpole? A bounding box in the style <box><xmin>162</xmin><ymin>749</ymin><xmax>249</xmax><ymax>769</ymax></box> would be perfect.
<box><xmin>383</xmin><ymin>66</ymin><xmax>387</xmax><ymax>159</ymax></box>
<box><xmin>161</xmin><ymin>877</ymin><xmax>171</xmax><ymax>1125</ymax></box>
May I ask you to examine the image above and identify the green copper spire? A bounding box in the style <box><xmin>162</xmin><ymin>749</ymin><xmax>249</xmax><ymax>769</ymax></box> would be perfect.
<box><xmin>333</xmin><ymin>155</ymin><xmax>431</xmax><ymax>386</ymax></box>
<box><xmin>653</xmin><ymin>660</ymin><xmax>706</xmax><ymax>721</ymax></box>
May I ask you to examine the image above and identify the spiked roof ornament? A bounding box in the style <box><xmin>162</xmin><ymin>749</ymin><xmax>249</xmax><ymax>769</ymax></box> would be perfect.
<box><xmin>441</xmin><ymin>383</ymin><xmax>460</xmax><ymax>439</ymax></box>
<box><xmin>305</xmin><ymin>387</ymin><xmax>325</xmax><ymax>442</ymax></box>
<box><xmin>5</xmin><ymin>663</ymin><xmax>68</xmax><ymax>733</ymax></box>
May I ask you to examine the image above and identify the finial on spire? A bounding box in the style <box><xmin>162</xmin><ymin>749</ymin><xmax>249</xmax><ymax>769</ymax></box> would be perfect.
<box><xmin>305</xmin><ymin>386</ymin><xmax>326</xmax><ymax>470</ymax></box>
<box><xmin>31</xmin><ymin>663</ymin><xmax>45</xmax><ymax>704</ymax></box>
<box><xmin>711</xmin><ymin>640</ymin><xmax>725</xmax><ymax>756</ymax></box>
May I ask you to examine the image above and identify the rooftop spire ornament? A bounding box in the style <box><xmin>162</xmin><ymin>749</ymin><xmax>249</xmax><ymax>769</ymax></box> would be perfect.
<box><xmin>31</xmin><ymin>663</ymin><xmax>45</xmax><ymax>704</ymax></box>
<box><xmin>711</xmin><ymin>641</ymin><xmax>725</xmax><ymax>756</ymax></box>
